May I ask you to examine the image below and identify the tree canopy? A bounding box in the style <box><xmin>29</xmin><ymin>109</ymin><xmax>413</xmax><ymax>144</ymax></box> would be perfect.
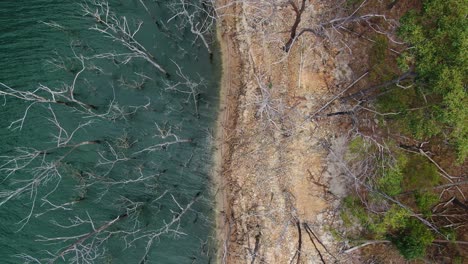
<box><xmin>396</xmin><ymin>0</ymin><xmax>467</xmax><ymax>161</ymax></box>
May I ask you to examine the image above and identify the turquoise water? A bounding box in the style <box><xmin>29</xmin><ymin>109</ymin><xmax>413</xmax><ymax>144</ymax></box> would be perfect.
<box><xmin>0</xmin><ymin>1</ymin><xmax>220</xmax><ymax>263</ymax></box>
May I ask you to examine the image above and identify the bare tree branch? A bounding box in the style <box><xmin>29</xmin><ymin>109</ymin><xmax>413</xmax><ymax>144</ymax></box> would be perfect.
<box><xmin>81</xmin><ymin>0</ymin><xmax>168</xmax><ymax>75</ymax></box>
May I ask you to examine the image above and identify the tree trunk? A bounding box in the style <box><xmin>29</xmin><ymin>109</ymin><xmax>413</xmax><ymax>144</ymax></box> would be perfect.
<box><xmin>326</xmin><ymin>111</ymin><xmax>354</xmax><ymax>117</ymax></box>
<box><xmin>50</xmin><ymin>213</ymin><xmax>128</xmax><ymax>263</ymax></box>
<box><xmin>341</xmin><ymin>71</ymin><xmax>416</xmax><ymax>102</ymax></box>
<box><xmin>283</xmin><ymin>0</ymin><xmax>307</xmax><ymax>52</ymax></box>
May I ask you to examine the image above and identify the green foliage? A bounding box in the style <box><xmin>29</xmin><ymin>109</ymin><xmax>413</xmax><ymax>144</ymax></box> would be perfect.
<box><xmin>441</xmin><ymin>227</ymin><xmax>456</xmax><ymax>242</ymax></box>
<box><xmin>341</xmin><ymin>140</ymin><xmax>443</xmax><ymax>260</ymax></box>
<box><xmin>377</xmin><ymin>80</ymin><xmax>444</xmax><ymax>140</ymax></box>
<box><xmin>340</xmin><ymin>209</ymin><xmax>353</xmax><ymax>227</ymax></box>
<box><xmin>396</xmin><ymin>53</ymin><xmax>413</xmax><ymax>72</ymax></box>
<box><xmin>376</xmin><ymin>85</ymin><xmax>442</xmax><ymax>140</ymax></box>
<box><xmin>377</xmin><ymin>166</ymin><xmax>403</xmax><ymax>196</ymax></box>
<box><xmin>342</xmin><ymin>196</ymin><xmax>412</xmax><ymax>238</ymax></box>
<box><xmin>453</xmin><ymin>256</ymin><xmax>464</xmax><ymax>264</ymax></box>
<box><xmin>402</xmin><ymin>155</ymin><xmax>440</xmax><ymax>190</ymax></box>
<box><xmin>397</xmin><ymin>0</ymin><xmax>468</xmax><ymax>161</ymax></box>
<box><xmin>342</xmin><ymin>192</ymin><xmax>435</xmax><ymax>260</ymax></box>
<box><xmin>348</xmin><ymin>136</ymin><xmax>367</xmax><ymax>154</ymax></box>
<box><xmin>346</xmin><ymin>136</ymin><xmax>376</xmax><ymax>162</ymax></box>
<box><xmin>377</xmin><ymin>85</ymin><xmax>414</xmax><ymax>114</ymax></box>
<box><xmin>414</xmin><ymin>191</ymin><xmax>438</xmax><ymax>215</ymax></box>
<box><xmin>371</xmin><ymin>206</ymin><xmax>411</xmax><ymax>236</ymax></box>
<box><xmin>327</xmin><ymin>226</ymin><xmax>345</xmax><ymax>241</ymax></box>
<box><xmin>382</xmin><ymin>206</ymin><xmax>410</xmax><ymax>230</ymax></box>
<box><xmin>376</xmin><ymin>152</ymin><xmax>408</xmax><ymax>196</ymax></box>
<box><xmin>369</xmin><ymin>35</ymin><xmax>395</xmax><ymax>82</ymax></box>
<box><xmin>389</xmin><ymin>219</ymin><xmax>434</xmax><ymax>260</ymax></box>
<box><xmin>341</xmin><ymin>195</ymin><xmax>389</xmax><ymax>237</ymax></box>
<box><xmin>369</xmin><ymin>36</ymin><xmax>387</xmax><ymax>64</ymax></box>
<box><xmin>405</xmin><ymin>106</ymin><xmax>443</xmax><ymax>140</ymax></box>
<box><xmin>342</xmin><ymin>196</ymin><xmax>368</xmax><ymax>225</ymax></box>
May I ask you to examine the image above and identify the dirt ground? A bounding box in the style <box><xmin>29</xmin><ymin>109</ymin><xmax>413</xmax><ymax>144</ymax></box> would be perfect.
<box><xmin>213</xmin><ymin>1</ymin><xmax>353</xmax><ymax>263</ymax></box>
<box><xmin>212</xmin><ymin>0</ymin><xmax>467</xmax><ymax>263</ymax></box>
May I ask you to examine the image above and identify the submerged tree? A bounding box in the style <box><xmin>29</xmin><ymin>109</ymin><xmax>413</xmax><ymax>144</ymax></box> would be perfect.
<box><xmin>0</xmin><ymin>0</ymin><xmax>219</xmax><ymax>262</ymax></box>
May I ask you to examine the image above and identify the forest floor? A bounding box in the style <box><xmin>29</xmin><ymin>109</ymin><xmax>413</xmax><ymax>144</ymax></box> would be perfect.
<box><xmin>213</xmin><ymin>1</ymin><xmax>354</xmax><ymax>263</ymax></box>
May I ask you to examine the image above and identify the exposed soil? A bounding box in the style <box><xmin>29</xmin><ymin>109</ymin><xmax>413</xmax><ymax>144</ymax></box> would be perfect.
<box><xmin>214</xmin><ymin>1</ymin><xmax>350</xmax><ymax>263</ymax></box>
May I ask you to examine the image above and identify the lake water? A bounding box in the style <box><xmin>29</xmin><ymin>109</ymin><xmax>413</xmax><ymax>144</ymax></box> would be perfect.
<box><xmin>0</xmin><ymin>0</ymin><xmax>220</xmax><ymax>263</ymax></box>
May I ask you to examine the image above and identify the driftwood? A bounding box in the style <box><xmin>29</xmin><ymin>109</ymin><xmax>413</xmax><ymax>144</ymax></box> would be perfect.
<box><xmin>311</xmin><ymin>72</ymin><xmax>368</xmax><ymax>117</ymax></box>
<box><xmin>307</xmin><ymin>169</ymin><xmax>328</xmax><ymax>190</ymax></box>
<box><xmin>303</xmin><ymin>223</ymin><xmax>336</xmax><ymax>260</ymax></box>
<box><xmin>289</xmin><ymin>220</ymin><xmax>303</xmax><ymax>264</ymax></box>
<box><xmin>250</xmin><ymin>231</ymin><xmax>261</xmax><ymax>264</ymax></box>
<box><xmin>302</xmin><ymin>223</ymin><xmax>326</xmax><ymax>264</ymax></box>
<box><xmin>296</xmin><ymin>221</ymin><xmax>302</xmax><ymax>264</ymax></box>
<box><xmin>343</xmin><ymin>240</ymin><xmax>390</xmax><ymax>253</ymax></box>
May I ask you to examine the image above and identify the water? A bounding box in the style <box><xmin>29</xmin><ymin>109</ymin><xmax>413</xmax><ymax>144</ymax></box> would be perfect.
<box><xmin>0</xmin><ymin>1</ymin><xmax>220</xmax><ymax>263</ymax></box>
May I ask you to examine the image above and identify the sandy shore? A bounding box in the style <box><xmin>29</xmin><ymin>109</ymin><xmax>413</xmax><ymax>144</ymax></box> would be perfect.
<box><xmin>213</xmin><ymin>1</ymin><xmax>242</xmax><ymax>263</ymax></box>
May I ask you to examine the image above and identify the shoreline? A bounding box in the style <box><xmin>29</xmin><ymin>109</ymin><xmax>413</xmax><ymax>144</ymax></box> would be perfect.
<box><xmin>213</xmin><ymin>1</ymin><xmax>241</xmax><ymax>263</ymax></box>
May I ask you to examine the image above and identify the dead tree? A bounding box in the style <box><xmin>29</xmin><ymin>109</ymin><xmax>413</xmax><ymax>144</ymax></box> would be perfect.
<box><xmin>26</xmin><ymin>192</ymin><xmax>200</xmax><ymax>263</ymax></box>
<box><xmin>253</xmin><ymin>73</ymin><xmax>286</xmax><ymax>130</ymax></box>
<box><xmin>340</xmin><ymin>70</ymin><xmax>416</xmax><ymax>102</ymax></box>
<box><xmin>283</xmin><ymin>0</ymin><xmax>307</xmax><ymax>52</ymax></box>
<box><xmin>0</xmin><ymin>1</ymin><xmax>217</xmax><ymax>262</ymax></box>
<box><xmin>0</xmin><ymin>50</ymin><xmax>149</xmax><ymax>127</ymax></box>
<box><xmin>283</xmin><ymin>0</ymin><xmax>402</xmax><ymax>52</ymax></box>
<box><xmin>163</xmin><ymin>61</ymin><xmax>206</xmax><ymax>117</ymax></box>
<box><xmin>46</xmin><ymin>213</ymin><xmax>129</xmax><ymax>264</ymax></box>
<box><xmin>132</xmin><ymin>122</ymin><xmax>192</xmax><ymax>155</ymax></box>
<box><xmin>0</xmin><ymin>112</ymin><xmax>100</xmax><ymax>231</ymax></box>
<box><xmin>81</xmin><ymin>0</ymin><xmax>168</xmax><ymax>75</ymax></box>
<box><xmin>167</xmin><ymin>0</ymin><xmax>217</xmax><ymax>55</ymax></box>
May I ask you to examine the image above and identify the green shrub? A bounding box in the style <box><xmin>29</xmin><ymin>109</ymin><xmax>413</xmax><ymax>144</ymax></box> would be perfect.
<box><xmin>368</xmin><ymin>35</ymin><xmax>394</xmax><ymax>82</ymax></box>
<box><xmin>347</xmin><ymin>136</ymin><xmax>368</xmax><ymax>156</ymax></box>
<box><xmin>342</xmin><ymin>196</ymin><xmax>368</xmax><ymax>225</ymax></box>
<box><xmin>389</xmin><ymin>219</ymin><xmax>434</xmax><ymax>260</ymax></box>
<box><xmin>371</xmin><ymin>205</ymin><xmax>410</xmax><ymax>236</ymax></box>
<box><xmin>414</xmin><ymin>191</ymin><xmax>438</xmax><ymax>215</ymax></box>
<box><xmin>403</xmin><ymin>155</ymin><xmax>440</xmax><ymax>190</ymax></box>
<box><xmin>382</xmin><ymin>206</ymin><xmax>410</xmax><ymax>230</ymax></box>
<box><xmin>376</xmin><ymin>152</ymin><xmax>408</xmax><ymax>196</ymax></box>
<box><xmin>376</xmin><ymin>87</ymin><xmax>443</xmax><ymax>140</ymax></box>
<box><xmin>378</xmin><ymin>165</ymin><xmax>403</xmax><ymax>196</ymax></box>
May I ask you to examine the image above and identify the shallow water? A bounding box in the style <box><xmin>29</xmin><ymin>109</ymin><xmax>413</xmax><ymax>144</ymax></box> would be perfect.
<box><xmin>0</xmin><ymin>1</ymin><xmax>220</xmax><ymax>263</ymax></box>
